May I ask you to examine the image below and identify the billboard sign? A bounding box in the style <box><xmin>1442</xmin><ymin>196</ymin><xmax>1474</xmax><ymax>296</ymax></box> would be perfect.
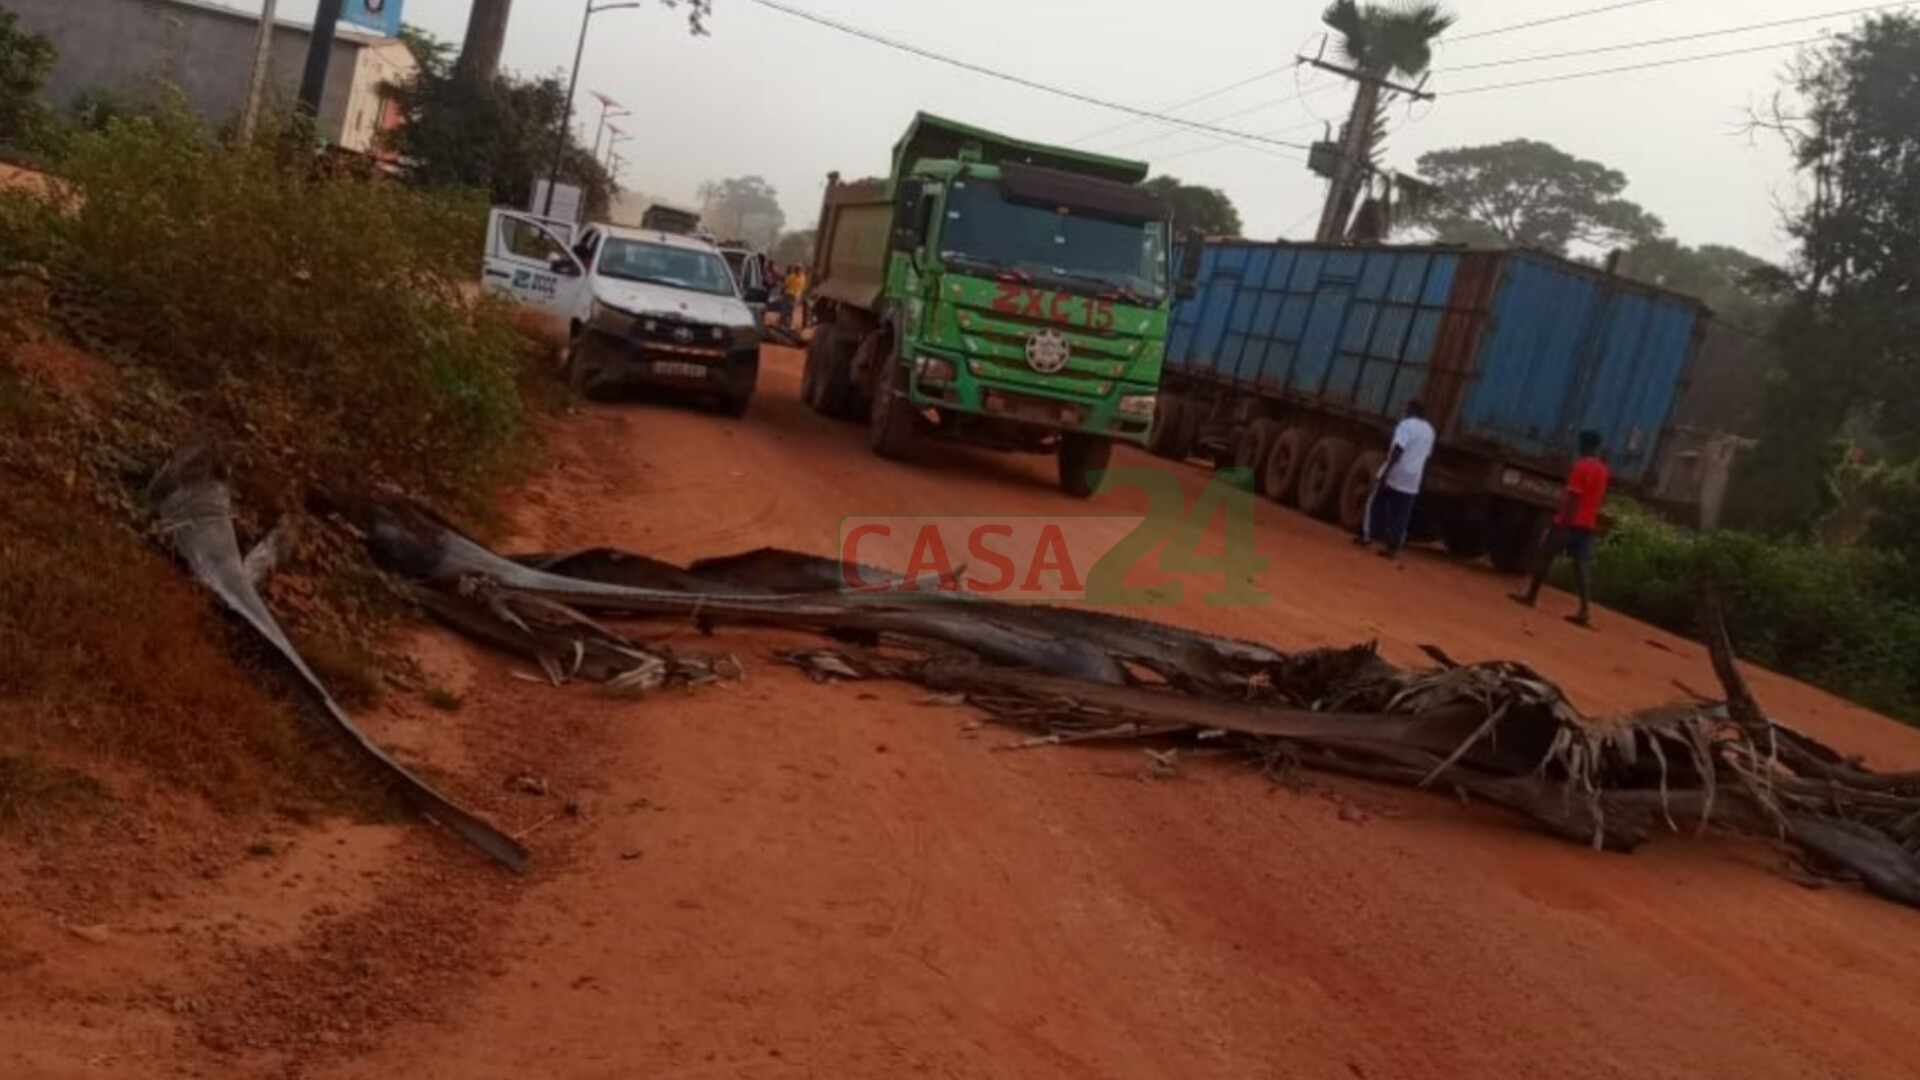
<box><xmin>341</xmin><ymin>0</ymin><xmax>405</xmax><ymax>36</ymax></box>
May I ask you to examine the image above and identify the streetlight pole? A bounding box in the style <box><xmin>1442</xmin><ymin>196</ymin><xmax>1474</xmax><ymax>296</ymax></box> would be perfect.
<box><xmin>542</xmin><ymin>1</ymin><xmax>642</xmax><ymax>218</ymax></box>
<box><xmin>604</xmin><ymin>130</ymin><xmax>632</xmax><ymax>170</ymax></box>
<box><xmin>591</xmin><ymin>103</ymin><xmax>629</xmax><ymax>162</ymax></box>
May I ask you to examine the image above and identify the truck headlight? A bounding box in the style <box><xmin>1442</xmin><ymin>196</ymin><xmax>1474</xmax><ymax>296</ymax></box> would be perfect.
<box><xmin>915</xmin><ymin>356</ymin><xmax>956</xmax><ymax>383</ymax></box>
<box><xmin>1118</xmin><ymin>393</ymin><xmax>1157</xmax><ymax>420</ymax></box>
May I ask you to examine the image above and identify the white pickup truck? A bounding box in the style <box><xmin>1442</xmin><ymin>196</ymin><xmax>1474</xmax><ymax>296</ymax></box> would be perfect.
<box><xmin>482</xmin><ymin>210</ymin><xmax>769</xmax><ymax>415</ymax></box>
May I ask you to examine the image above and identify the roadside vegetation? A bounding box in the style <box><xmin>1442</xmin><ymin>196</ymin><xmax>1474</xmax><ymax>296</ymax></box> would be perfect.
<box><xmin>1</xmin><ymin>90</ymin><xmax>555</xmax><ymax>820</ymax></box>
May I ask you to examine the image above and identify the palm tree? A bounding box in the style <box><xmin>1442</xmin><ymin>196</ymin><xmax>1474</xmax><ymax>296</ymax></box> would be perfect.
<box><xmin>455</xmin><ymin>0</ymin><xmax>515</xmax><ymax>84</ymax></box>
<box><xmin>1314</xmin><ymin>1</ymin><xmax>1455</xmax><ymax>242</ymax></box>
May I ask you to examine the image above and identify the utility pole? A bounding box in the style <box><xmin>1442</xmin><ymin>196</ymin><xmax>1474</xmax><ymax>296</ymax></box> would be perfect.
<box><xmin>544</xmin><ymin>2</ymin><xmax>642</xmax><ymax>218</ymax></box>
<box><xmin>240</xmin><ymin>0</ymin><xmax>281</xmax><ymax>141</ymax></box>
<box><xmin>296</xmin><ymin>0</ymin><xmax>347</xmax><ymax>123</ymax></box>
<box><xmin>1299</xmin><ymin>52</ymin><xmax>1434</xmax><ymax>245</ymax></box>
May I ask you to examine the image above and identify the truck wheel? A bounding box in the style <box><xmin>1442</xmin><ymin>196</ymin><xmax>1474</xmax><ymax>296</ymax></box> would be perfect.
<box><xmin>1263</xmin><ymin>427</ymin><xmax>1312</xmax><ymax>506</ymax></box>
<box><xmin>1176</xmin><ymin>395</ymin><xmax>1205</xmax><ymax>456</ymax></box>
<box><xmin>1339</xmin><ymin>450</ymin><xmax>1386</xmax><ymax>534</ymax></box>
<box><xmin>1299</xmin><ymin>436</ymin><xmax>1357</xmax><ymax>520</ymax></box>
<box><xmin>1489</xmin><ymin>507</ymin><xmax>1550</xmax><ymax>575</ymax></box>
<box><xmin>1146</xmin><ymin>395</ymin><xmax>1188</xmax><ymax>460</ymax></box>
<box><xmin>799</xmin><ymin>332</ymin><xmax>825</xmax><ymax>408</ymax></box>
<box><xmin>566</xmin><ymin>335</ymin><xmax>602</xmax><ymax>399</ymax></box>
<box><xmin>1439</xmin><ymin>510</ymin><xmax>1490</xmax><ymax>559</ymax></box>
<box><xmin>868</xmin><ymin>359</ymin><xmax>918</xmax><ymax>460</ymax></box>
<box><xmin>1059</xmin><ymin>434</ymin><xmax>1114</xmax><ymax>498</ymax></box>
<box><xmin>1237</xmin><ymin>419</ymin><xmax>1282</xmax><ymax>493</ymax></box>
<box><xmin>816</xmin><ymin>332</ymin><xmax>860</xmax><ymax>419</ymax></box>
<box><xmin>719</xmin><ymin>356</ymin><xmax>759</xmax><ymax>418</ymax></box>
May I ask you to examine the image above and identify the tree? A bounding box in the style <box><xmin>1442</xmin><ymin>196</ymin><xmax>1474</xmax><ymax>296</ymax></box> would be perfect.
<box><xmin>772</xmin><ymin>229</ymin><xmax>815</xmax><ymax>266</ymax></box>
<box><xmin>384</xmin><ymin>29</ymin><xmax>615</xmax><ymax>220</ymax></box>
<box><xmin>698</xmin><ymin>175</ymin><xmax>784</xmax><ymax>251</ymax></box>
<box><xmin>0</xmin><ymin>10</ymin><xmax>56</xmax><ymax>148</ymax></box>
<box><xmin>1410</xmin><ymin>140</ymin><xmax>1663</xmax><ymax>255</ymax></box>
<box><xmin>1616</xmin><ymin>240</ymin><xmax>1784</xmax><ymax>330</ymax></box>
<box><xmin>455</xmin><ymin>0</ymin><xmax>513</xmax><ymax>85</ymax></box>
<box><xmin>1724</xmin><ymin>14</ymin><xmax>1920</xmax><ymax>534</ymax></box>
<box><xmin>1142</xmin><ymin>177</ymin><xmax>1243</xmax><ymax>238</ymax></box>
<box><xmin>1316</xmin><ymin>1</ymin><xmax>1454</xmax><ymax>242</ymax></box>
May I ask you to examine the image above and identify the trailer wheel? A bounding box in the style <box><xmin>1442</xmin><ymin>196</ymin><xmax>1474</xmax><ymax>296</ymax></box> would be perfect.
<box><xmin>1059</xmin><ymin>434</ymin><xmax>1114</xmax><ymax>498</ymax></box>
<box><xmin>1263</xmin><ymin>426</ymin><xmax>1313</xmax><ymax>506</ymax></box>
<box><xmin>1488</xmin><ymin>506</ymin><xmax>1550</xmax><ymax>575</ymax></box>
<box><xmin>1299</xmin><ymin>436</ymin><xmax>1357</xmax><ymax>520</ymax></box>
<box><xmin>1439</xmin><ymin>512</ymin><xmax>1491</xmax><ymax>559</ymax></box>
<box><xmin>1338</xmin><ymin>450</ymin><xmax>1386</xmax><ymax>534</ymax></box>
<box><xmin>868</xmin><ymin>359</ymin><xmax>918</xmax><ymax>460</ymax></box>
<box><xmin>1146</xmin><ymin>395</ymin><xmax>1189</xmax><ymax>460</ymax></box>
<box><xmin>1235</xmin><ymin>419</ymin><xmax>1280</xmax><ymax>488</ymax></box>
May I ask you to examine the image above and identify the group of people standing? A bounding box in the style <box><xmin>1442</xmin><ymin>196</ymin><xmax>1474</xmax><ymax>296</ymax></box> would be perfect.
<box><xmin>1352</xmin><ymin>400</ymin><xmax>1612</xmax><ymax>629</ymax></box>
<box><xmin>762</xmin><ymin>259</ymin><xmax>810</xmax><ymax>330</ymax></box>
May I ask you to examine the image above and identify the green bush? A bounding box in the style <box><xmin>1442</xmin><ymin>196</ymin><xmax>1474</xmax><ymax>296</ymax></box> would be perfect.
<box><xmin>1577</xmin><ymin>500</ymin><xmax>1920</xmax><ymax>721</ymax></box>
<box><xmin>27</xmin><ymin>101</ymin><xmax>529</xmax><ymax>502</ymax></box>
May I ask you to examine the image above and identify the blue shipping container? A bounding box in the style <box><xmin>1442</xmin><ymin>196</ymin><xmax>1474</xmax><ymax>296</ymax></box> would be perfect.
<box><xmin>1166</xmin><ymin>241</ymin><xmax>1706</xmax><ymax>487</ymax></box>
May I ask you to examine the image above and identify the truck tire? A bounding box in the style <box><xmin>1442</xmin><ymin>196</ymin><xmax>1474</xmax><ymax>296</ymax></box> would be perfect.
<box><xmin>868</xmin><ymin>359</ymin><xmax>918</xmax><ymax>460</ymax></box>
<box><xmin>566</xmin><ymin>334</ymin><xmax>602</xmax><ymax>399</ymax></box>
<box><xmin>1439</xmin><ymin>510</ymin><xmax>1490</xmax><ymax>559</ymax></box>
<box><xmin>799</xmin><ymin>331</ymin><xmax>826</xmax><ymax>408</ymax></box>
<box><xmin>1059</xmin><ymin>433</ymin><xmax>1114</xmax><ymax>498</ymax></box>
<box><xmin>1146</xmin><ymin>395</ymin><xmax>1188</xmax><ymax>460</ymax></box>
<box><xmin>1339</xmin><ymin>450</ymin><xmax>1386</xmax><ymax>534</ymax></box>
<box><xmin>1176</xmin><ymin>395</ymin><xmax>1206</xmax><ymax>457</ymax></box>
<box><xmin>1263</xmin><ymin>426</ymin><xmax>1313</xmax><ymax>506</ymax></box>
<box><xmin>815</xmin><ymin>332</ymin><xmax>861</xmax><ymax>419</ymax></box>
<box><xmin>719</xmin><ymin>356</ymin><xmax>759</xmax><ymax>418</ymax></box>
<box><xmin>1489</xmin><ymin>506</ymin><xmax>1550</xmax><ymax>575</ymax></box>
<box><xmin>1237</xmin><ymin>419</ymin><xmax>1281</xmax><ymax>493</ymax></box>
<box><xmin>1298</xmin><ymin>436</ymin><xmax>1357</xmax><ymax>520</ymax></box>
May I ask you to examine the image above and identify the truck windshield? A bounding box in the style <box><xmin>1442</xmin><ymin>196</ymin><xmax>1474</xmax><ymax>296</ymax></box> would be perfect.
<box><xmin>598</xmin><ymin>239</ymin><xmax>737</xmax><ymax>297</ymax></box>
<box><xmin>939</xmin><ymin>179</ymin><xmax>1169</xmax><ymax>302</ymax></box>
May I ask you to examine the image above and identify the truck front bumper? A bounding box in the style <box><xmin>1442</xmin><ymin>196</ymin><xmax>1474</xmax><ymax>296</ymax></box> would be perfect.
<box><xmin>903</xmin><ymin>350</ymin><xmax>1156</xmax><ymax>444</ymax></box>
<box><xmin>578</xmin><ymin>327</ymin><xmax>759</xmax><ymax>396</ymax></box>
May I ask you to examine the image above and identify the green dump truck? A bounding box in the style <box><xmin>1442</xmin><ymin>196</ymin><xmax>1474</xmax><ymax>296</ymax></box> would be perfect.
<box><xmin>803</xmin><ymin>113</ymin><xmax>1195</xmax><ymax>496</ymax></box>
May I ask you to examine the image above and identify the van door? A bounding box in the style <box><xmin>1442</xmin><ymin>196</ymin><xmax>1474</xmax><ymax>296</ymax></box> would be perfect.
<box><xmin>483</xmin><ymin>209</ymin><xmax>587</xmax><ymax>340</ymax></box>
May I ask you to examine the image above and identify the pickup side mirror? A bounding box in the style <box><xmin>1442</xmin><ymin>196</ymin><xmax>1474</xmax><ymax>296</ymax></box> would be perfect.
<box><xmin>549</xmin><ymin>255</ymin><xmax>581</xmax><ymax>277</ymax></box>
<box><xmin>891</xmin><ymin>183</ymin><xmax>928</xmax><ymax>253</ymax></box>
<box><xmin>744</xmin><ymin>285</ymin><xmax>770</xmax><ymax>305</ymax></box>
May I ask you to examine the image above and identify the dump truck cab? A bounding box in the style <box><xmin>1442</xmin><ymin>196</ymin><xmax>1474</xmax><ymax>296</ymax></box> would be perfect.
<box><xmin>805</xmin><ymin>114</ymin><xmax>1189</xmax><ymax>496</ymax></box>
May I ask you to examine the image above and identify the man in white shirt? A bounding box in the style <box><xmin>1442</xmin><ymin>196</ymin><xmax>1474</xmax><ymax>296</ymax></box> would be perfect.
<box><xmin>1354</xmin><ymin>399</ymin><xmax>1435</xmax><ymax>561</ymax></box>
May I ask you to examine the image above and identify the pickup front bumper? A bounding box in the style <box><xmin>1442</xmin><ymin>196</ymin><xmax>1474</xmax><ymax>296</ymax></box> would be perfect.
<box><xmin>576</xmin><ymin>325</ymin><xmax>759</xmax><ymax>398</ymax></box>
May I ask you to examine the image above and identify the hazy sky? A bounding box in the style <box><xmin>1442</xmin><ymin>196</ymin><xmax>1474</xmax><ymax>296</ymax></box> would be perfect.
<box><xmin>243</xmin><ymin>0</ymin><xmax>1890</xmax><ymax>260</ymax></box>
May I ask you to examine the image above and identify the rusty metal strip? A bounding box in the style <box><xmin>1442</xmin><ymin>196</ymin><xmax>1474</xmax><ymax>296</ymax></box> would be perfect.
<box><xmin>152</xmin><ymin>450</ymin><xmax>528</xmax><ymax>874</ymax></box>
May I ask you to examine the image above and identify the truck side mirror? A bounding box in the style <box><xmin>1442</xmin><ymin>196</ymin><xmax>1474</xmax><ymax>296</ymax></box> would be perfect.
<box><xmin>891</xmin><ymin>184</ymin><xmax>927</xmax><ymax>252</ymax></box>
<box><xmin>1178</xmin><ymin>229</ymin><xmax>1205</xmax><ymax>289</ymax></box>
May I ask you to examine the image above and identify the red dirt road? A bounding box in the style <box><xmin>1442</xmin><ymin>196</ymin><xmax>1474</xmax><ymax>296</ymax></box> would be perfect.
<box><xmin>308</xmin><ymin>346</ymin><xmax>1920</xmax><ymax>1080</ymax></box>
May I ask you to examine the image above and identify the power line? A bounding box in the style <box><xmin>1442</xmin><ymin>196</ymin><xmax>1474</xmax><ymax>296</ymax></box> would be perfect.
<box><xmin>1079</xmin><ymin>63</ymin><xmax>1293</xmax><ymax>144</ymax></box>
<box><xmin>738</xmin><ymin>0</ymin><xmax>1312</xmax><ymax>152</ymax></box>
<box><xmin>1105</xmin><ymin>86</ymin><xmax>1337</xmax><ymax>154</ymax></box>
<box><xmin>1450</xmin><ymin>35</ymin><xmax>1824</xmax><ymax>95</ymax></box>
<box><xmin>1445</xmin><ymin>0</ymin><xmax>1915</xmax><ymax>71</ymax></box>
<box><xmin>1449</xmin><ymin>0</ymin><xmax>1681</xmax><ymax>44</ymax></box>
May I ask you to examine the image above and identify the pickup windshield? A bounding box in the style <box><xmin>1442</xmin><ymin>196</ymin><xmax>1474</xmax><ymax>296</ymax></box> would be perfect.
<box><xmin>598</xmin><ymin>239</ymin><xmax>737</xmax><ymax>297</ymax></box>
<box><xmin>939</xmin><ymin>179</ymin><xmax>1169</xmax><ymax>302</ymax></box>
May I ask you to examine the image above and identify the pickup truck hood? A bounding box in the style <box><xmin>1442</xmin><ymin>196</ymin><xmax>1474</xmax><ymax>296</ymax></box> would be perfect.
<box><xmin>592</xmin><ymin>278</ymin><xmax>751</xmax><ymax>328</ymax></box>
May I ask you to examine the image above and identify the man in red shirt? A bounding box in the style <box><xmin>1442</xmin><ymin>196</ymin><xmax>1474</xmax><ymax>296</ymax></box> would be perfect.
<box><xmin>1511</xmin><ymin>430</ymin><xmax>1610</xmax><ymax>628</ymax></box>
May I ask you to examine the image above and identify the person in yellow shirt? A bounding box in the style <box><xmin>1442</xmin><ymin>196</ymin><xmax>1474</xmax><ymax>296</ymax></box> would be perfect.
<box><xmin>784</xmin><ymin>266</ymin><xmax>809</xmax><ymax>329</ymax></box>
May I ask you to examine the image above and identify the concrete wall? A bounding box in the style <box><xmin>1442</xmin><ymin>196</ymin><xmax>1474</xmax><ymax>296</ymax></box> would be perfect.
<box><xmin>7</xmin><ymin>0</ymin><xmax>404</xmax><ymax>150</ymax></box>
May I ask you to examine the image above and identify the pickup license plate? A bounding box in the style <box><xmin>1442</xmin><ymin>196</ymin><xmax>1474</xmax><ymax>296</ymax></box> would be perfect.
<box><xmin>652</xmin><ymin>361</ymin><xmax>709</xmax><ymax>379</ymax></box>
